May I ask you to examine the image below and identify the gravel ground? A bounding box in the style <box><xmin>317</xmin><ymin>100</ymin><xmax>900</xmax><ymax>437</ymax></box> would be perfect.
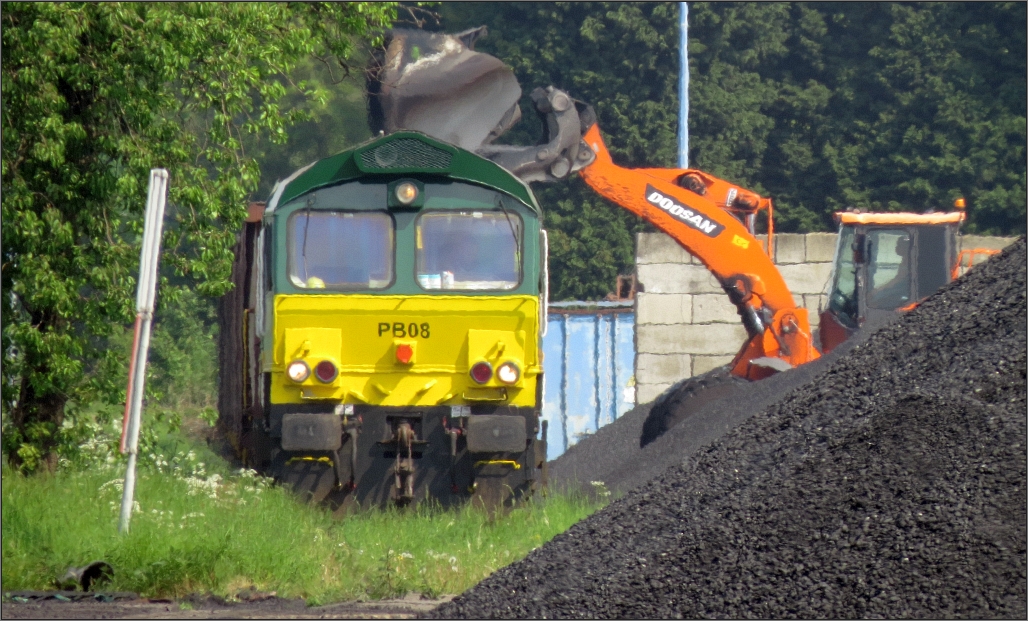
<box><xmin>430</xmin><ymin>236</ymin><xmax>1027</xmax><ymax>619</ymax></box>
<box><xmin>1</xmin><ymin>591</ymin><xmax>452</xmax><ymax>619</ymax></box>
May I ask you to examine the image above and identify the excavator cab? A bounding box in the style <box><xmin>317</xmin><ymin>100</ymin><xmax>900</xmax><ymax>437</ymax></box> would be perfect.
<box><xmin>820</xmin><ymin>210</ymin><xmax>964</xmax><ymax>353</ymax></box>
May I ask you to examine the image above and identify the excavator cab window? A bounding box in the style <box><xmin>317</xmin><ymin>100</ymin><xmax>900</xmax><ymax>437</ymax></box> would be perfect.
<box><xmin>827</xmin><ymin>222</ymin><xmax>957</xmax><ymax>336</ymax></box>
<box><xmin>827</xmin><ymin>227</ymin><xmax>859</xmax><ymax>327</ymax></box>
<box><xmin>866</xmin><ymin>228</ymin><xmax>913</xmax><ymax>310</ymax></box>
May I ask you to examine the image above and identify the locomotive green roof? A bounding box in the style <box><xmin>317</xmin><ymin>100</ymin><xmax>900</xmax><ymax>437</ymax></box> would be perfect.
<box><xmin>273</xmin><ymin>131</ymin><xmax>539</xmax><ymax>212</ymax></box>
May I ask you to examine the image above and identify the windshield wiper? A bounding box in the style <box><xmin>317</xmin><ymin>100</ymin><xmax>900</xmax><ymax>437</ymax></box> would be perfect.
<box><xmin>496</xmin><ymin>195</ymin><xmax>520</xmax><ymax>262</ymax></box>
<box><xmin>301</xmin><ymin>204</ymin><xmax>311</xmax><ymax>282</ymax></box>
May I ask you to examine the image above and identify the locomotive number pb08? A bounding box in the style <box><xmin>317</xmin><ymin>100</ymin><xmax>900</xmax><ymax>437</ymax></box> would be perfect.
<box><xmin>218</xmin><ymin>132</ymin><xmax>550</xmax><ymax>511</ymax></box>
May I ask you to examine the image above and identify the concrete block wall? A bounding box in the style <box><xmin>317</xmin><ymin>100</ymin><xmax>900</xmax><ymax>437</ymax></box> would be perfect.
<box><xmin>633</xmin><ymin>230</ymin><xmax>1018</xmax><ymax>404</ymax></box>
<box><xmin>634</xmin><ymin>232</ymin><xmax>836</xmax><ymax>403</ymax></box>
<box><xmin>953</xmin><ymin>235</ymin><xmax>1021</xmax><ymax>278</ymax></box>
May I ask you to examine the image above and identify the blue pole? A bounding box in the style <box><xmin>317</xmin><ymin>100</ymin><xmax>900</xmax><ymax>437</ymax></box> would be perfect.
<box><xmin>678</xmin><ymin>2</ymin><xmax>689</xmax><ymax>169</ymax></box>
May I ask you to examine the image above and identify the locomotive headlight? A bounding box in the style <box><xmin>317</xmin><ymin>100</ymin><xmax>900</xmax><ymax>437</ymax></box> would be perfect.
<box><xmin>287</xmin><ymin>360</ymin><xmax>311</xmax><ymax>383</ymax></box>
<box><xmin>395</xmin><ymin>181</ymin><xmax>418</xmax><ymax>205</ymax></box>
<box><xmin>496</xmin><ymin>361</ymin><xmax>521</xmax><ymax>385</ymax></box>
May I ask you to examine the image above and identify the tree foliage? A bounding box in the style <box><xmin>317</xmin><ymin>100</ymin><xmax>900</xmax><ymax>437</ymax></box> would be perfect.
<box><xmin>248</xmin><ymin>57</ymin><xmax>375</xmax><ymax>201</ymax></box>
<box><xmin>1</xmin><ymin>2</ymin><xmax>396</xmax><ymax>471</ymax></box>
<box><xmin>439</xmin><ymin>2</ymin><xmax>1026</xmax><ymax>299</ymax></box>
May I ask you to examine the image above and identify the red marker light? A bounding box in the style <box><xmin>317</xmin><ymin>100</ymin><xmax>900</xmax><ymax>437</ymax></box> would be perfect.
<box><xmin>396</xmin><ymin>343</ymin><xmax>414</xmax><ymax>364</ymax></box>
<box><xmin>314</xmin><ymin>360</ymin><xmax>338</xmax><ymax>383</ymax></box>
<box><xmin>470</xmin><ymin>361</ymin><xmax>493</xmax><ymax>384</ymax></box>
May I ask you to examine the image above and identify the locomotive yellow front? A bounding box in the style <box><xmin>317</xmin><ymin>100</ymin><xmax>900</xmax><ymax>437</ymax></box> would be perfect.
<box><xmin>219</xmin><ymin>132</ymin><xmax>550</xmax><ymax>510</ymax></box>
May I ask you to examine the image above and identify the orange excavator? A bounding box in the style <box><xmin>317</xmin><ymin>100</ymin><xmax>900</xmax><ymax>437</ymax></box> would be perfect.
<box><xmin>573</xmin><ymin>123</ymin><xmax>991</xmax><ymax>445</ymax></box>
<box><xmin>578</xmin><ymin>124</ymin><xmax>820</xmax><ymax>380</ymax></box>
<box><xmin>368</xmin><ymin>27</ymin><xmax>994</xmax><ymax>383</ymax></box>
<box><xmin>575</xmin><ymin>125</ymin><xmax>992</xmax><ymax>372</ymax></box>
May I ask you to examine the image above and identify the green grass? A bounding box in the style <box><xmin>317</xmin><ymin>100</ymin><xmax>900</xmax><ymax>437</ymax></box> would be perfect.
<box><xmin>3</xmin><ymin>292</ymin><xmax>607</xmax><ymax>603</ymax></box>
<box><xmin>1</xmin><ymin>461</ymin><xmax>605</xmax><ymax>603</ymax></box>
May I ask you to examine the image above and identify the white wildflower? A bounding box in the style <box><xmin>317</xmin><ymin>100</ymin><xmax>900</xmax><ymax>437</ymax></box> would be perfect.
<box><xmin>589</xmin><ymin>480</ymin><xmax>612</xmax><ymax>498</ymax></box>
<box><xmin>99</xmin><ymin>478</ymin><xmax>124</xmax><ymax>494</ymax></box>
<box><xmin>184</xmin><ymin>473</ymin><xmax>222</xmax><ymax>499</ymax></box>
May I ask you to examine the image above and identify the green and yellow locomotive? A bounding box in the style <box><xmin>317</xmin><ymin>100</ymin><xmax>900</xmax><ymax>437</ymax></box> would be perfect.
<box><xmin>218</xmin><ymin>131</ymin><xmax>550</xmax><ymax>510</ymax></box>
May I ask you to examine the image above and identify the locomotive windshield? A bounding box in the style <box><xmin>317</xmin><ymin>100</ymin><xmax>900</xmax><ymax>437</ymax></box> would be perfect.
<box><xmin>416</xmin><ymin>210</ymin><xmax>522</xmax><ymax>290</ymax></box>
<box><xmin>287</xmin><ymin>210</ymin><xmax>394</xmax><ymax>289</ymax></box>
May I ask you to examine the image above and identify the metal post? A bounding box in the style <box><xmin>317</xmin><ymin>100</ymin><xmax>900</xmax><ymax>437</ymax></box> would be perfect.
<box><xmin>560</xmin><ymin>313</ymin><xmax>569</xmax><ymax>454</ymax></box>
<box><xmin>119</xmin><ymin>169</ymin><xmax>169</xmax><ymax>534</ymax></box>
<box><xmin>679</xmin><ymin>2</ymin><xmax>689</xmax><ymax>169</ymax></box>
<box><xmin>593</xmin><ymin>313</ymin><xmax>602</xmax><ymax>431</ymax></box>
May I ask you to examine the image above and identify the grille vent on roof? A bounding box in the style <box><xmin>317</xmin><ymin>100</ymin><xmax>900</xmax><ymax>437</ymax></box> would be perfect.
<box><xmin>359</xmin><ymin>138</ymin><xmax>453</xmax><ymax>171</ymax></box>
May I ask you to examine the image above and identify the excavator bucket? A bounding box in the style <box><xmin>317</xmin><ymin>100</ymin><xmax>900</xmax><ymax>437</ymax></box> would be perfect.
<box><xmin>367</xmin><ymin>27</ymin><xmax>595</xmax><ymax>183</ymax></box>
<box><xmin>368</xmin><ymin>27</ymin><xmax>523</xmax><ymax>151</ymax></box>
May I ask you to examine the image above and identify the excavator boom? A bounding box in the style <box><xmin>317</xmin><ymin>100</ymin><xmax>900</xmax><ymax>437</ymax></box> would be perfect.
<box><xmin>580</xmin><ymin>125</ymin><xmax>820</xmax><ymax>379</ymax></box>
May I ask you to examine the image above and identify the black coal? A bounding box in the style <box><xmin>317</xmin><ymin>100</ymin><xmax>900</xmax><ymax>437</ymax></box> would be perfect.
<box><xmin>430</xmin><ymin>236</ymin><xmax>1027</xmax><ymax>619</ymax></box>
<box><xmin>547</xmin><ymin>315</ymin><xmax>891</xmax><ymax>498</ymax></box>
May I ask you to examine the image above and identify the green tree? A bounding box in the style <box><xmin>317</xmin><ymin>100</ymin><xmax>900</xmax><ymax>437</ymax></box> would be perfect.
<box><xmin>686</xmin><ymin>1</ymin><xmax>1025</xmax><ymax>233</ymax></box>
<box><xmin>811</xmin><ymin>2</ymin><xmax>1026</xmax><ymax>234</ymax></box>
<box><xmin>249</xmin><ymin>57</ymin><xmax>375</xmax><ymax>201</ymax></box>
<box><xmin>1</xmin><ymin>2</ymin><xmax>397</xmax><ymax>471</ymax></box>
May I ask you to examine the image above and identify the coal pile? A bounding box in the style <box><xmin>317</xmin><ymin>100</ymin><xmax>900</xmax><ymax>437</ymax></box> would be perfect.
<box><xmin>547</xmin><ymin>318</ymin><xmax>891</xmax><ymax>497</ymax></box>
<box><xmin>430</xmin><ymin>237</ymin><xmax>1027</xmax><ymax>619</ymax></box>
<box><xmin>548</xmin><ymin>275</ymin><xmax>904</xmax><ymax>498</ymax></box>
